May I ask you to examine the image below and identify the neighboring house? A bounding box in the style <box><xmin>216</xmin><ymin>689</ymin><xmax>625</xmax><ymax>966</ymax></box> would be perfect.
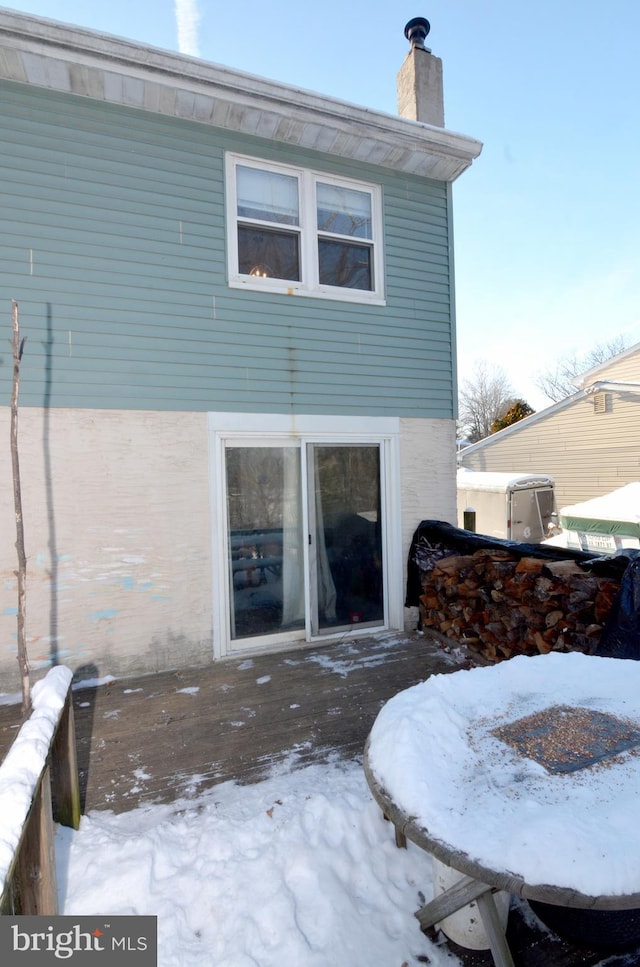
<box><xmin>459</xmin><ymin>342</ymin><xmax>640</xmax><ymax>513</ymax></box>
<box><xmin>0</xmin><ymin>11</ymin><xmax>481</xmax><ymax>690</ymax></box>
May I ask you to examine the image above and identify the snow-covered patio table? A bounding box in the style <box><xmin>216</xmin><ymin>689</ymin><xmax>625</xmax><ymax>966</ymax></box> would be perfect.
<box><xmin>364</xmin><ymin>651</ymin><xmax>640</xmax><ymax>967</ymax></box>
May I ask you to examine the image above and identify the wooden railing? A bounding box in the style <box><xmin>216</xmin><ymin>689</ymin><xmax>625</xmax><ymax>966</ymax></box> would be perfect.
<box><xmin>0</xmin><ymin>666</ymin><xmax>80</xmax><ymax>915</ymax></box>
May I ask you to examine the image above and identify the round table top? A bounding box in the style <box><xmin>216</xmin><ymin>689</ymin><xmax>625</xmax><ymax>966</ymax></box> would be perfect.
<box><xmin>364</xmin><ymin>651</ymin><xmax>640</xmax><ymax>909</ymax></box>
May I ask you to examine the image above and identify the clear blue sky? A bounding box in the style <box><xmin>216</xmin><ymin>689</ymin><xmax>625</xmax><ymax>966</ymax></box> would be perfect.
<box><xmin>3</xmin><ymin>0</ymin><xmax>640</xmax><ymax>409</ymax></box>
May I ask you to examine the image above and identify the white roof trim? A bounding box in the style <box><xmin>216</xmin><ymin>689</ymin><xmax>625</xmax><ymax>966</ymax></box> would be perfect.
<box><xmin>0</xmin><ymin>8</ymin><xmax>482</xmax><ymax>181</ymax></box>
<box><xmin>459</xmin><ymin>391</ymin><xmax>585</xmax><ymax>455</ymax></box>
<box><xmin>584</xmin><ymin>380</ymin><xmax>640</xmax><ymax>395</ymax></box>
<box><xmin>460</xmin><ymin>379</ymin><xmax>640</xmax><ymax>457</ymax></box>
<box><xmin>573</xmin><ymin>341</ymin><xmax>640</xmax><ymax>388</ymax></box>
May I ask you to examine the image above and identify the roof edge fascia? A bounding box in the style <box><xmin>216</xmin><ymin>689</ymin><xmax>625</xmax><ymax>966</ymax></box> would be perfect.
<box><xmin>459</xmin><ymin>392</ymin><xmax>584</xmax><ymax>455</ymax></box>
<box><xmin>0</xmin><ymin>8</ymin><xmax>483</xmax><ymax>181</ymax></box>
<box><xmin>573</xmin><ymin>342</ymin><xmax>640</xmax><ymax>389</ymax></box>
<box><xmin>584</xmin><ymin>380</ymin><xmax>640</xmax><ymax>395</ymax></box>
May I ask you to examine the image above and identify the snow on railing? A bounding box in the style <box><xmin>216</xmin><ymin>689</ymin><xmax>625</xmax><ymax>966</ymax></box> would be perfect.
<box><xmin>0</xmin><ymin>666</ymin><xmax>80</xmax><ymax>915</ymax></box>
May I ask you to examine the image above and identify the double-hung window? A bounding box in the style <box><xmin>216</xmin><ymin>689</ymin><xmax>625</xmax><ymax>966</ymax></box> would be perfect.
<box><xmin>226</xmin><ymin>154</ymin><xmax>384</xmax><ymax>304</ymax></box>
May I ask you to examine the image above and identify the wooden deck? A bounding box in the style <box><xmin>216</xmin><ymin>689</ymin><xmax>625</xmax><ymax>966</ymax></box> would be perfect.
<box><xmin>0</xmin><ymin>631</ymin><xmax>637</xmax><ymax>966</ymax></box>
<box><xmin>0</xmin><ymin>632</ymin><xmax>462</xmax><ymax>814</ymax></box>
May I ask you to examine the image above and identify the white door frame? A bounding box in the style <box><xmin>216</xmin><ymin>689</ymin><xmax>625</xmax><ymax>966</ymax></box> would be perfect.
<box><xmin>208</xmin><ymin>412</ymin><xmax>403</xmax><ymax>659</ymax></box>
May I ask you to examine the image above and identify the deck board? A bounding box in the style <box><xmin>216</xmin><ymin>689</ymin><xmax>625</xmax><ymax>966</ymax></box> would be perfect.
<box><xmin>72</xmin><ymin>632</ymin><xmax>461</xmax><ymax>810</ymax></box>
<box><xmin>1</xmin><ymin>631</ymin><xmax>637</xmax><ymax>965</ymax></box>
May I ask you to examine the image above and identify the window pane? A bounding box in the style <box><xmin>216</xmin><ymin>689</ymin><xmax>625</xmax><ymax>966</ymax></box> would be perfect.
<box><xmin>318</xmin><ymin>238</ymin><xmax>372</xmax><ymax>290</ymax></box>
<box><xmin>317</xmin><ymin>183</ymin><xmax>372</xmax><ymax>239</ymax></box>
<box><xmin>238</xmin><ymin>225</ymin><xmax>300</xmax><ymax>281</ymax></box>
<box><xmin>237</xmin><ymin>165</ymin><xmax>299</xmax><ymax>225</ymax></box>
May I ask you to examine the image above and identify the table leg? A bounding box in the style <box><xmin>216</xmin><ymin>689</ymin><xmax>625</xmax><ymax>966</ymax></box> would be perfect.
<box><xmin>382</xmin><ymin>812</ymin><xmax>407</xmax><ymax>848</ymax></box>
<box><xmin>476</xmin><ymin>891</ymin><xmax>515</xmax><ymax>967</ymax></box>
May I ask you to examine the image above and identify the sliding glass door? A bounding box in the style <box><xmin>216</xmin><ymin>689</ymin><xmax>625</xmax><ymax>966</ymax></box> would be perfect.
<box><xmin>224</xmin><ymin>439</ymin><xmax>386</xmax><ymax>648</ymax></box>
<box><xmin>225</xmin><ymin>444</ymin><xmax>305</xmax><ymax>640</ymax></box>
<box><xmin>308</xmin><ymin>444</ymin><xmax>384</xmax><ymax>634</ymax></box>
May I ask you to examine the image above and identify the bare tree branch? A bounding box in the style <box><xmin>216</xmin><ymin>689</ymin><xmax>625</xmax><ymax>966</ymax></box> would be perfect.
<box><xmin>458</xmin><ymin>361</ymin><xmax>517</xmax><ymax>443</ymax></box>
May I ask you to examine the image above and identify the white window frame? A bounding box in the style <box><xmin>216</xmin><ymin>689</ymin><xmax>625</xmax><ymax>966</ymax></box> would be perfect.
<box><xmin>225</xmin><ymin>153</ymin><xmax>385</xmax><ymax>305</ymax></box>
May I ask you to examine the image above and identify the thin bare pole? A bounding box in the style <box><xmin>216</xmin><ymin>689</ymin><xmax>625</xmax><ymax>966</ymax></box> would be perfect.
<box><xmin>10</xmin><ymin>300</ymin><xmax>30</xmax><ymax>714</ymax></box>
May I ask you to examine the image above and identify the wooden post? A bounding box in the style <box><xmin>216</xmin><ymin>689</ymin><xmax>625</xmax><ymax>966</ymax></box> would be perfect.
<box><xmin>10</xmin><ymin>300</ymin><xmax>30</xmax><ymax>715</ymax></box>
<box><xmin>50</xmin><ymin>691</ymin><xmax>81</xmax><ymax>830</ymax></box>
<box><xmin>16</xmin><ymin>766</ymin><xmax>58</xmax><ymax>915</ymax></box>
<box><xmin>476</xmin><ymin>892</ymin><xmax>516</xmax><ymax>967</ymax></box>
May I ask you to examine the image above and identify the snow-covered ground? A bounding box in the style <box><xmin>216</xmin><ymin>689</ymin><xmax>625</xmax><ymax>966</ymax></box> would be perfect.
<box><xmin>6</xmin><ymin>656</ymin><xmax>640</xmax><ymax>966</ymax></box>
<box><xmin>54</xmin><ymin>758</ymin><xmax>457</xmax><ymax>967</ymax></box>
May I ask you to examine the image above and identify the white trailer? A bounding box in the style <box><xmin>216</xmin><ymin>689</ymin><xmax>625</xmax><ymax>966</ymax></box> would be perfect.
<box><xmin>456</xmin><ymin>470</ymin><xmax>555</xmax><ymax>543</ymax></box>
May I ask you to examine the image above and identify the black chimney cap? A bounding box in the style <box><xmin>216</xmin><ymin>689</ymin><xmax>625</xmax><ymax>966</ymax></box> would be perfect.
<box><xmin>404</xmin><ymin>17</ymin><xmax>431</xmax><ymax>50</ymax></box>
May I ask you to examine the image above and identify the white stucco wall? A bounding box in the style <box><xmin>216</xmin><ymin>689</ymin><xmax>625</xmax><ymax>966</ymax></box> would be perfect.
<box><xmin>399</xmin><ymin>416</ymin><xmax>457</xmax><ymax>544</ymax></box>
<box><xmin>0</xmin><ymin>409</ymin><xmax>456</xmax><ymax>691</ymax></box>
<box><xmin>399</xmin><ymin>416</ymin><xmax>457</xmax><ymax>626</ymax></box>
<box><xmin>0</xmin><ymin>408</ymin><xmax>213</xmax><ymax>691</ymax></box>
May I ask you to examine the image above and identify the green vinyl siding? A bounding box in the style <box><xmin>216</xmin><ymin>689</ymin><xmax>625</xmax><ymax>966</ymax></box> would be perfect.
<box><xmin>0</xmin><ymin>80</ymin><xmax>455</xmax><ymax>418</ymax></box>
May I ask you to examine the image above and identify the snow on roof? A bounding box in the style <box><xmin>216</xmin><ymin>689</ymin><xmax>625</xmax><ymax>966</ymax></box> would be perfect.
<box><xmin>457</xmin><ymin>469</ymin><xmax>554</xmax><ymax>493</ymax></box>
<box><xmin>560</xmin><ymin>483</ymin><xmax>640</xmax><ymax>525</ymax></box>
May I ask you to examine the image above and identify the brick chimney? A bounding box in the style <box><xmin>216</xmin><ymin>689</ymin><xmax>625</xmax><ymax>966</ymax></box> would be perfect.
<box><xmin>397</xmin><ymin>17</ymin><xmax>444</xmax><ymax>127</ymax></box>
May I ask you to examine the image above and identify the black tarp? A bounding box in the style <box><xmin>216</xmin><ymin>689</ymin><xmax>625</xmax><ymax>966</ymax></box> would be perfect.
<box><xmin>597</xmin><ymin>557</ymin><xmax>640</xmax><ymax>658</ymax></box>
<box><xmin>406</xmin><ymin>520</ymin><xmax>640</xmax><ymax>659</ymax></box>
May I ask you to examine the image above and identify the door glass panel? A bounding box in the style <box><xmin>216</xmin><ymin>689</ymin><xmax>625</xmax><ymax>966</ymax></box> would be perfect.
<box><xmin>226</xmin><ymin>446</ymin><xmax>304</xmax><ymax>640</ymax></box>
<box><xmin>311</xmin><ymin>445</ymin><xmax>384</xmax><ymax>632</ymax></box>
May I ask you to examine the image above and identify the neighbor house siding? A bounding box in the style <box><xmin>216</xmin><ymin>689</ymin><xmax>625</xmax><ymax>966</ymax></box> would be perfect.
<box><xmin>0</xmin><ymin>80</ymin><xmax>455</xmax><ymax>419</ymax></box>
<box><xmin>587</xmin><ymin>352</ymin><xmax>640</xmax><ymax>385</ymax></box>
<box><xmin>460</xmin><ymin>393</ymin><xmax>640</xmax><ymax>509</ymax></box>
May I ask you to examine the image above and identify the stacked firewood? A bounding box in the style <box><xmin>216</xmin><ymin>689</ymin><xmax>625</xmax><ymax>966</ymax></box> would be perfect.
<box><xmin>419</xmin><ymin>548</ymin><xmax>621</xmax><ymax>662</ymax></box>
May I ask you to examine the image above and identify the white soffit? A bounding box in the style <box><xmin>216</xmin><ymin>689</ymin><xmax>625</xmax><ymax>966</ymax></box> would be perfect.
<box><xmin>0</xmin><ymin>8</ymin><xmax>482</xmax><ymax>181</ymax></box>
